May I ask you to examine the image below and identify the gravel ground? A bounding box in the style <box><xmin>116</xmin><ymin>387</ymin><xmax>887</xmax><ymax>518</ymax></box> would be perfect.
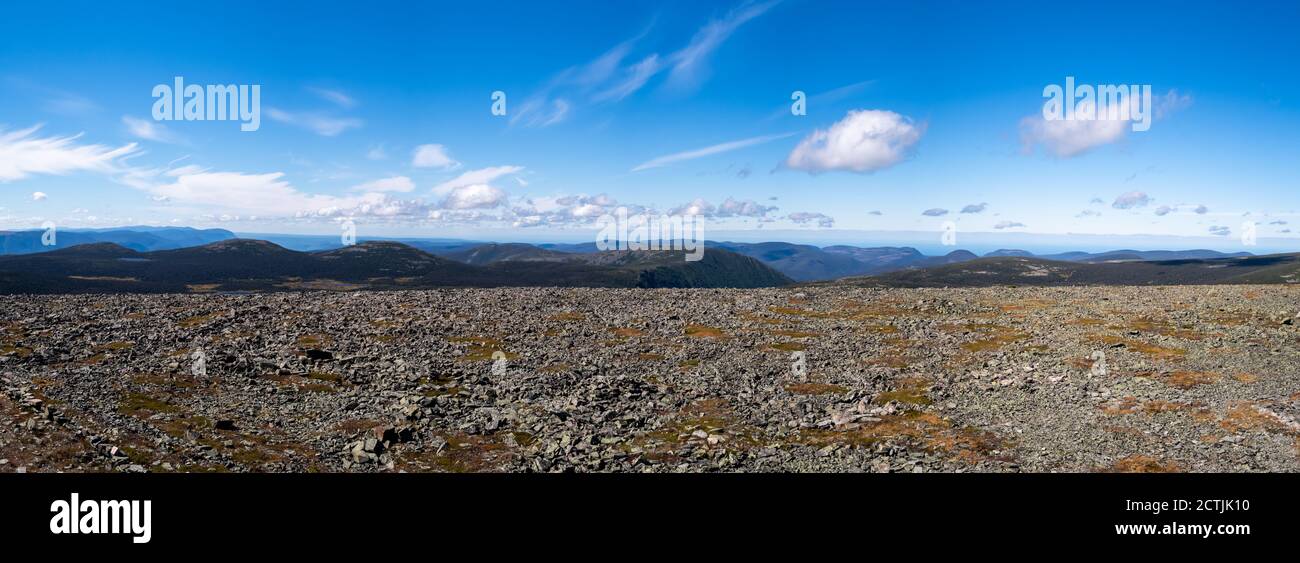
<box><xmin>2</xmin><ymin>285</ymin><xmax>1298</xmax><ymax>473</ymax></box>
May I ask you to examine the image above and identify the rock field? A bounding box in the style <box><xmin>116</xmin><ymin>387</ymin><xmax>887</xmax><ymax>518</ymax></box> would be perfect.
<box><xmin>2</xmin><ymin>285</ymin><xmax>1298</xmax><ymax>473</ymax></box>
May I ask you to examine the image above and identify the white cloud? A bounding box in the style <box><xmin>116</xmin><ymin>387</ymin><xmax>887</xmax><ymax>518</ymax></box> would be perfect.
<box><xmin>787</xmin><ymin>211</ymin><xmax>834</xmax><ymax>228</ymax></box>
<box><xmin>921</xmin><ymin>208</ymin><xmax>948</xmax><ymax>216</ymax></box>
<box><xmin>366</xmin><ymin>145</ymin><xmax>388</xmax><ymax>160</ymax></box>
<box><xmin>665</xmin><ymin>1</ymin><xmax>779</xmax><ymax>92</ymax></box>
<box><xmin>669</xmin><ymin>196</ymin><xmax>777</xmax><ymax>218</ymax></box>
<box><xmin>785</xmin><ymin>110</ymin><xmax>924</xmax><ymax>174</ymax></box>
<box><xmin>266</xmin><ymin>108</ymin><xmax>362</xmax><ymax>136</ymax></box>
<box><xmin>593</xmin><ymin>55</ymin><xmax>662</xmax><ymax>102</ymax></box>
<box><xmin>1112</xmin><ymin>191</ymin><xmax>1151</xmax><ymax>209</ymax></box>
<box><xmin>122</xmin><ymin>116</ymin><xmax>178</xmax><ymax>143</ymax></box>
<box><xmin>1208</xmin><ymin>225</ymin><xmax>1230</xmax><ymax>236</ymax></box>
<box><xmin>440</xmin><ymin>184</ymin><xmax>506</xmax><ymax>210</ymax></box>
<box><xmin>411</xmin><ymin>144</ymin><xmax>460</xmax><ymax>169</ymax></box>
<box><xmin>31</xmin><ymin>191</ymin><xmax>47</xmax><ymax>201</ymax></box>
<box><xmin>1154</xmin><ymin>205</ymin><xmax>1173</xmax><ymax>216</ymax></box>
<box><xmin>0</xmin><ymin>125</ymin><xmax>139</xmax><ymax>182</ymax></box>
<box><xmin>1020</xmin><ymin>89</ymin><xmax>1192</xmax><ymax>157</ymax></box>
<box><xmin>961</xmin><ymin>202</ymin><xmax>987</xmax><ymax>214</ymax></box>
<box><xmin>350</xmin><ymin>176</ymin><xmax>415</xmax><ymax>193</ymax></box>
<box><xmin>632</xmin><ymin>133</ymin><xmax>793</xmax><ymax>172</ymax></box>
<box><xmin>994</xmin><ymin>220</ymin><xmax>1026</xmax><ymax>229</ymax></box>
<box><xmin>307</xmin><ymin>87</ymin><xmax>356</xmax><ymax>109</ymax></box>
<box><xmin>511</xmin><ymin>3</ymin><xmax>774</xmax><ymax>127</ymax></box>
<box><xmin>432</xmin><ymin>165</ymin><xmax>524</xmax><ymax>195</ymax></box>
<box><xmin>1020</xmin><ymin>108</ymin><xmax>1127</xmax><ymax>157</ymax></box>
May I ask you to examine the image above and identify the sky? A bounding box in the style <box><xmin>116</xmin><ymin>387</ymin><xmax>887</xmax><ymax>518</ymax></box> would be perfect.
<box><xmin>1</xmin><ymin>0</ymin><xmax>1298</xmax><ymax>252</ymax></box>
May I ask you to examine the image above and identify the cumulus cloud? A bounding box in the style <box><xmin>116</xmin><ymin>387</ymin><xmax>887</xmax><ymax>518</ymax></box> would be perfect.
<box><xmin>667</xmin><ymin>196</ymin><xmax>776</xmax><ymax>218</ymax></box>
<box><xmin>0</xmin><ymin>125</ymin><xmax>139</xmax><ymax>182</ymax></box>
<box><xmin>633</xmin><ymin>133</ymin><xmax>793</xmax><ymax>172</ymax></box>
<box><xmin>785</xmin><ymin>110</ymin><xmax>924</xmax><ymax>174</ymax></box>
<box><xmin>1077</xmin><ymin>209</ymin><xmax>1101</xmax><ymax>218</ymax></box>
<box><xmin>921</xmin><ymin>208</ymin><xmax>948</xmax><ymax>216</ymax></box>
<box><xmin>1269</xmin><ymin>220</ymin><xmax>1288</xmax><ymax>225</ymax></box>
<box><xmin>1112</xmin><ymin>191</ymin><xmax>1151</xmax><ymax>209</ymax></box>
<box><xmin>1154</xmin><ymin>205</ymin><xmax>1173</xmax><ymax>216</ymax></box>
<box><xmin>508</xmin><ymin>193</ymin><xmax>638</xmax><ymax>227</ymax></box>
<box><xmin>868</xmin><ymin>210</ymin><xmax>883</xmax><ymax>215</ymax></box>
<box><xmin>266</xmin><ymin>108</ymin><xmax>362</xmax><ymax>136</ymax></box>
<box><xmin>1193</xmin><ymin>204</ymin><xmax>1208</xmax><ymax>214</ymax></box>
<box><xmin>787</xmin><ymin>211</ymin><xmax>834</xmax><ymax>228</ymax></box>
<box><xmin>994</xmin><ymin>220</ymin><xmax>1026</xmax><ymax>229</ymax></box>
<box><xmin>411</xmin><ymin>144</ymin><xmax>460</xmax><ymax>169</ymax></box>
<box><xmin>1020</xmin><ymin>89</ymin><xmax>1193</xmax><ymax>157</ymax></box>
<box><xmin>960</xmin><ymin>202</ymin><xmax>987</xmax><ymax>214</ymax></box>
<box><xmin>350</xmin><ymin>176</ymin><xmax>415</xmax><ymax>193</ymax></box>
<box><xmin>439</xmin><ymin>184</ymin><xmax>507</xmax><ymax>210</ymax></box>
<box><xmin>1208</xmin><ymin>225</ymin><xmax>1231</xmax><ymax>236</ymax></box>
<box><xmin>32</xmin><ymin>191</ymin><xmax>47</xmax><ymax>201</ymax></box>
<box><xmin>1020</xmin><ymin>107</ymin><xmax>1127</xmax><ymax>158</ymax></box>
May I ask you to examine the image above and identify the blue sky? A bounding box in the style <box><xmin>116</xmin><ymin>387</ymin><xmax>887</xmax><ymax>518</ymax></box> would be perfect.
<box><xmin>1</xmin><ymin>0</ymin><xmax>1298</xmax><ymax>250</ymax></box>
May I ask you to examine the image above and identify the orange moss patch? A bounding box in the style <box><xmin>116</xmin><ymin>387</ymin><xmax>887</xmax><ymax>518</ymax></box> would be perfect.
<box><xmin>1161</xmin><ymin>370</ymin><xmax>1220</xmax><ymax>389</ymax></box>
<box><xmin>1232</xmin><ymin>372</ymin><xmax>1259</xmax><ymax>383</ymax></box>
<box><xmin>612</xmin><ymin>327</ymin><xmax>645</xmax><ymax>338</ymax></box>
<box><xmin>1219</xmin><ymin>402</ymin><xmax>1295</xmax><ymax>434</ymax></box>
<box><xmin>1090</xmin><ymin>334</ymin><xmax>1186</xmax><ymax>361</ymax></box>
<box><xmin>875</xmin><ymin>377</ymin><xmax>932</xmax><ymax>405</ymax></box>
<box><xmin>960</xmin><ymin>324</ymin><xmax>1029</xmax><ymax>353</ymax></box>
<box><xmin>795</xmin><ymin>411</ymin><xmax>1010</xmax><ymax>464</ymax></box>
<box><xmin>764</xmin><ymin>341</ymin><xmax>805</xmax><ymax>352</ymax></box>
<box><xmin>1105</xmin><ymin>455</ymin><xmax>1182</xmax><ymax>473</ymax></box>
<box><xmin>448</xmin><ymin>336</ymin><xmax>518</xmax><ymax>362</ymax></box>
<box><xmin>685</xmin><ymin>324</ymin><xmax>726</xmax><ymax>339</ymax></box>
<box><xmin>548</xmin><ymin>312</ymin><xmax>586</xmax><ymax>321</ymax></box>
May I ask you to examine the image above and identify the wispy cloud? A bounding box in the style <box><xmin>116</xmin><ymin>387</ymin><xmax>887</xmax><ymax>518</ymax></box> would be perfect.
<box><xmin>664</xmin><ymin>1</ymin><xmax>780</xmax><ymax>92</ymax></box>
<box><xmin>0</xmin><ymin>125</ymin><xmax>139</xmax><ymax>182</ymax></box>
<box><xmin>432</xmin><ymin>165</ymin><xmax>526</xmax><ymax>196</ymax></box>
<box><xmin>631</xmin><ymin>132</ymin><xmax>794</xmax><ymax>172</ymax></box>
<box><xmin>266</xmin><ymin>108</ymin><xmax>362</xmax><ymax>136</ymax></box>
<box><xmin>511</xmin><ymin>1</ymin><xmax>776</xmax><ymax>127</ymax></box>
<box><xmin>122</xmin><ymin>115</ymin><xmax>179</xmax><ymax>144</ymax></box>
<box><xmin>308</xmin><ymin>87</ymin><xmax>356</xmax><ymax>109</ymax></box>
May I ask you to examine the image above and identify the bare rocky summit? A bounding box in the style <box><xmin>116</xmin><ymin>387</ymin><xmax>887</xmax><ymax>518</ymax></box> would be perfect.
<box><xmin>2</xmin><ymin>285</ymin><xmax>1298</xmax><ymax>473</ymax></box>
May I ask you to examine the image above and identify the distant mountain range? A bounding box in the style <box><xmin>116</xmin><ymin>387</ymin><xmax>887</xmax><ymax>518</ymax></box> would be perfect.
<box><xmin>0</xmin><ymin>226</ymin><xmax>236</xmax><ymax>255</ymax></box>
<box><xmin>0</xmin><ymin>239</ymin><xmax>790</xmax><ymax>294</ymax></box>
<box><xmin>831</xmin><ymin>254</ymin><xmax>1300</xmax><ymax>287</ymax></box>
<box><xmin>0</xmin><ymin>227</ymin><xmax>1287</xmax><ymax>293</ymax></box>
